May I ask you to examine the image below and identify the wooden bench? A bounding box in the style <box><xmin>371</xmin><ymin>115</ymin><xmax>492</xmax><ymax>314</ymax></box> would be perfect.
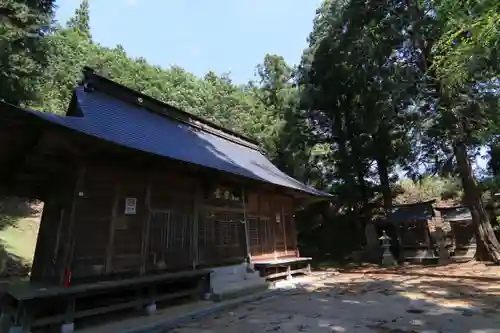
<box><xmin>252</xmin><ymin>257</ymin><xmax>312</xmax><ymax>280</ymax></box>
<box><xmin>1</xmin><ymin>269</ymin><xmax>210</xmax><ymax>332</ymax></box>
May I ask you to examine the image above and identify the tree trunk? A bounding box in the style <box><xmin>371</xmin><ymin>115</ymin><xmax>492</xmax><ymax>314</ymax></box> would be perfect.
<box><xmin>454</xmin><ymin>141</ymin><xmax>500</xmax><ymax>262</ymax></box>
<box><xmin>376</xmin><ymin>155</ymin><xmax>392</xmax><ymax>213</ymax></box>
<box><xmin>344</xmin><ymin>110</ymin><xmax>370</xmax><ymax>242</ymax></box>
<box><xmin>333</xmin><ymin>110</ymin><xmax>365</xmax><ymax>241</ymax></box>
<box><xmin>375</xmin><ymin>122</ymin><xmax>392</xmax><ymax>214</ymax></box>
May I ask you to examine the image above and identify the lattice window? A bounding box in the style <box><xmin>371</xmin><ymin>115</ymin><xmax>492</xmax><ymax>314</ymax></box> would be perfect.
<box><xmin>248</xmin><ymin>218</ymin><xmax>260</xmax><ymax>247</ymax></box>
<box><xmin>148</xmin><ymin>210</ymin><xmax>194</xmax><ymax>269</ymax></box>
<box><xmin>213</xmin><ymin>213</ymin><xmax>240</xmax><ymax>246</ymax></box>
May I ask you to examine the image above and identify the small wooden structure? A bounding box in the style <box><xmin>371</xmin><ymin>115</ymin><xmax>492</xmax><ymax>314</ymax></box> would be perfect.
<box><xmin>387</xmin><ymin>201</ymin><xmax>438</xmax><ymax>262</ymax></box>
<box><xmin>436</xmin><ymin>206</ymin><xmax>475</xmax><ymax>259</ymax></box>
<box><xmin>0</xmin><ymin>68</ymin><xmax>329</xmax><ymax>331</ymax></box>
<box><xmin>382</xmin><ymin>201</ymin><xmax>476</xmax><ymax>263</ymax></box>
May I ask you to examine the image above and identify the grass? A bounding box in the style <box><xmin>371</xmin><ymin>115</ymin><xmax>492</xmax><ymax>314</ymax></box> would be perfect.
<box><xmin>0</xmin><ymin>216</ymin><xmax>40</xmax><ymax>265</ymax></box>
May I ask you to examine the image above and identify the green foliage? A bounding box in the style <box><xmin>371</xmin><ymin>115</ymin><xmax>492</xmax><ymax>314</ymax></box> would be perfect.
<box><xmin>37</xmin><ymin>14</ymin><xmax>282</xmax><ymax>158</ymax></box>
<box><xmin>432</xmin><ymin>0</ymin><xmax>500</xmax><ymax>89</ymax></box>
<box><xmin>66</xmin><ymin>0</ymin><xmax>91</xmax><ymax>40</ymax></box>
<box><xmin>0</xmin><ymin>0</ymin><xmax>54</xmax><ymax>105</ymax></box>
<box><xmin>4</xmin><ymin>0</ymin><xmax>500</xmax><ymax>259</ymax></box>
<box><xmin>394</xmin><ymin>176</ymin><xmax>463</xmax><ymax>205</ymax></box>
<box><xmin>297</xmin><ymin>0</ymin><xmax>420</xmax><ymax>213</ymax></box>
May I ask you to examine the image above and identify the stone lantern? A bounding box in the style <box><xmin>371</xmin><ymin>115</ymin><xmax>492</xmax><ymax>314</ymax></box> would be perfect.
<box><xmin>379</xmin><ymin>231</ymin><xmax>396</xmax><ymax>267</ymax></box>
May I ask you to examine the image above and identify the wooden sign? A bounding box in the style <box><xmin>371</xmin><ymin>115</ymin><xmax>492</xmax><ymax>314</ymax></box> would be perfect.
<box><xmin>125</xmin><ymin>197</ymin><xmax>137</xmax><ymax>215</ymax></box>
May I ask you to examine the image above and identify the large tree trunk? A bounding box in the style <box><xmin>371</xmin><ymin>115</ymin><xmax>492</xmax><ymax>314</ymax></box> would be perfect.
<box><xmin>333</xmin><ymin>110</ymin><xmax>365</xmax><ymax>243</ymax></box>
<box><xmin>344</xmin><ymin>110</ymin><xmax>370</xmax><ymax>245</ymax></box>
<box><xmin>375</xmin><ymin>121</ymin><xmax>392</xmax><ymax>214</ymax></box>
<box><xmin>454</xmin><ymin>142</ymin><xmax>500</xmax><ymax>262</ymax></box>
<box><xmin>376</xmin><ymin>155</ymin><xmax>392</xmax><ymax>213</ymax></box>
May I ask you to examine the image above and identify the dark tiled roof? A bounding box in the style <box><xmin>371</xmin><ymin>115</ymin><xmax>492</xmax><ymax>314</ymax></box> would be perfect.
<box><xmin>19</xmin><ymin>86</ymin><xmax>330</xmax><ymax>197</ymax></box>
<box><xmin>437</xmin><ymin>206</ymin><xmax>472</xmax><ymax>222</ymax></box>
<box><xmin>389</xmin><ymin>201</ymin><xmax>435</xmax><ymax>223</ymax></box>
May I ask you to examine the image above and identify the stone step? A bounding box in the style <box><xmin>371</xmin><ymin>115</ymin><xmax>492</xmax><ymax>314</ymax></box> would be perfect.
<box><xmin>210</xmin><ymin>263</ymin><xmax>248</xmax><ymax>276</ymax></box>
<box><xmin>211</xmin><ymin>273</ymin><xmax>247</xmax><ymax>285</ymax></box>
<box><xmin>209</xmin><ymin>263</ymin><xmax>262</xmax><ymax>285</ymax></box>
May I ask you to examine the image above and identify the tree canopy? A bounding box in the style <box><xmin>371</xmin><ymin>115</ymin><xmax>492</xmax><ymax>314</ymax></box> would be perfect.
<box><xmin>3</xmin><ymin>0</ymin><xmax>500</xmax><ymax>262</ymax></box>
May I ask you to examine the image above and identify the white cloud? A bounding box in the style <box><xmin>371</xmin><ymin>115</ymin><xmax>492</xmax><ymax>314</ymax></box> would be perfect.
<box><xmin>125</xmin><ymin>0</ymin><xmax>137</xmax><ymax>6</ymax></box>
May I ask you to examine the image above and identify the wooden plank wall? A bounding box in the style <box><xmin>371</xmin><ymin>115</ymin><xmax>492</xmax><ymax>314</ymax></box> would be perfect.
<box><xmin>32</xmin><ymin>163</ymin><xmax>300</xmax><ymax>285</ymax></box>
<box><xmin>247</xmin><ymin>192</ymin><xmax>297</xmax><ymax>261</ymax></box>
<box><xmin>72</xmin><ymin>166</ymin><xmax>116</xmax><ymax>278</ymax></box>
<box><xmin>198</xmin><ymin>184</ymin><xmax>246</xmax><ymax>265</ymax></box>
<box><xmin>148</xmin><ymin>172</ymin><xmax>197</xmax><ymax>271</ymax></box>
<box><xmin>110</xmin><ymin>170</ymin><xmax>147</xmax><ymax>274</ymax></box>
<box><xmin>398</xmin><ymin>220</ymin><xmax>430</xmax><ymax>248</ymax></box>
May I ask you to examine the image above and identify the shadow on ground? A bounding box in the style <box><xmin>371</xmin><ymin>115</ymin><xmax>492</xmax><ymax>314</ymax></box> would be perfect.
<box><xmin>172</xmin><ymin>272</ymin><xmax>500</xmax><ymax>333</ymax></box>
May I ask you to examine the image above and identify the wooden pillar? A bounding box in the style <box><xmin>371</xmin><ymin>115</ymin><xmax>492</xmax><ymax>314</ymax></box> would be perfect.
<box><xmin>192</xmin><ymin>183</ymin><xmax>201</xmax><ymax>269</ymax></box>
<box><xmin>59</xmin><ymin>166</ymin><xmax>86</xmax><ymax>285</ymax></box>
<box><xmin>105</xmin><ymin>183</ymin><xmax>120</xmax><ymax>274</ymax></box>
<box><xmin>281</xmin><ymin>204</ymin><xmax>288</xmax><ymax>256</ymax></box>
<box><xmin>242</xmin><ymin>187</ymin><xmax>251</xmax><ymax>261</ymax></box>
<box><xmin>291</xmin><ymin>196</ymin><xmax>299</xmax><ymax>252</ymax></box>
<box><xmin>140</xmin><ymin>179</ymin><xmax>152</xmax><ymax>275</ymax></box>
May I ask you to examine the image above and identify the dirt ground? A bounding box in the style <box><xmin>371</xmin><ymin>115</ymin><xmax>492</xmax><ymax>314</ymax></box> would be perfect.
<box><xmin>170</xmin><ymin>262</ymin><xmax>500</xmax><ymax>333</ymax></box>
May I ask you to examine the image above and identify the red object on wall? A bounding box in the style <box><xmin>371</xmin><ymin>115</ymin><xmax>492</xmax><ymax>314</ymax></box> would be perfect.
<box><xmin>63</xmin><ymin>269</ymin><xmax>72</xmax><ymax>287</ymax></box>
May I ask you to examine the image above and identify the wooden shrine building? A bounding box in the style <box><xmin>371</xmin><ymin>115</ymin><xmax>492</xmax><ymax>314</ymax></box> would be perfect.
<box><xmin>383</xmin><ymin>201</ymin><xmax>476</xmax><ymax>263</ymax></box>
<box><xmin>436</xmin><ymin>206</ymin><xmax>475</xmax><ymax>259</ymax></box>
<box><xmin>387</xmin><ymin>200</ymin><xmax>438</xmax><ymax>262</ymax></box>
<box><xmin>0</xmin><ymin>68</ymin><xmax>329</xmax><ymax>331</ymax></box>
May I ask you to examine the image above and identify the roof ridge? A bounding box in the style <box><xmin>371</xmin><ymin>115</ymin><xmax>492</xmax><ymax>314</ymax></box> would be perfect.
<box><xmin>80</xmin><ymin>66</ymin><xmax>261</xmax><ymax>151</ymax></box>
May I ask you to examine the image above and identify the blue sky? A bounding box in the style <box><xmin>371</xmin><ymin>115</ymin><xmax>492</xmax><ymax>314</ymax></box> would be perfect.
<box><xmin>55</xmin><ymin>0</ymin><xmax>322</xmax><ymax>84</ymax></box>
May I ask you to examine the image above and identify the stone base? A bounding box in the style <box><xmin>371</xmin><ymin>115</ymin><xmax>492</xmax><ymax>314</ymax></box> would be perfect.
<box><xmin>209</xmin><ymin>280</ymin><xmax>270</xmax><ymax>302</ymax></box>
<box><xmin>60</xmin><ymin>322</ymin><xmax>75</xmax><ymax>333</ymax></box>
<box><xmin>452</xmin><ymin>246</ymin><xmax>476</xmax><ymax>259</ymax></box>
<box><xmin>145</xmin><ymin>303</ymin><xmax>157</xmax><ymax>316</ymax></box>
<box><xmin>403</xmin><ymin>248</ymin><xmax>439</xmax><ymax>264</ymax></box>
<box><xmin>209</xmin><ymin>263</ymin><xmax>268</xmax><ymax>302</ymax></box>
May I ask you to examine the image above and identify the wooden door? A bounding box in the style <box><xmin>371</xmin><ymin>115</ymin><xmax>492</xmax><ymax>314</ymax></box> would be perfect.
<box><xmin>198</xmin><ymin>211</ymin><xmax>246</xmax><ymax>264</ymax></box>
<box><xmin>71</xmin><ymin>167</ymin><xmax>114</xmax><ymax>280</ymax></box>
<box><xmin>110</xmin><ymin>172</ymin><xmax>147</xmax><ymax>274</ymax></box>
<box><xmin>147</xmin><ymin>210</ymin><xmax>194</xmax><ymax>271</ymax></box>
<box><xmin>271</xmin><ymin>196</ymin><xmax>286</xmax><ymax>255</ymax></box>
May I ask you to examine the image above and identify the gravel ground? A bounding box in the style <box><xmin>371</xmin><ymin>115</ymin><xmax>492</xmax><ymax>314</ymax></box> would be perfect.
<box><xmin>169</xmin><ymin>272</ymin><xmax>500</xmax><ymax>333</ymax></box>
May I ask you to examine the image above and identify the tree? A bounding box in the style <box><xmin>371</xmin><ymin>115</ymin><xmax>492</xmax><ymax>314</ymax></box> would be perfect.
<box><xmin>255</xmin><ymin>54</ymin><xmax>320</xmax><ymax>185</ymax></box>
<box><xmin>0</xmin><ymin>0</ymin><xmax>54</xmax><ymax>106</ymax></box>
<box><xmin>394</xmin><ymin>176</ymin><xmax>463</xmax><ymax>205</ymax></box>
<box><xmin>37</xmin><ymin>8</ymin><xmax>280</xmax><ymax>156</ymax></box>
<box><xmin>408</xmin><ymin>0</ymin><xmax>500</xmax><ymax>261</ymax></box>
<box><xmin>66</xmin><ymin>0</ymin><xmax>91</xmax><ymax>41</ymax></box>
<box><xmin>297</xmin><ymin>0</ymin><xmax>420</xmax><ymax>235</ymax></box>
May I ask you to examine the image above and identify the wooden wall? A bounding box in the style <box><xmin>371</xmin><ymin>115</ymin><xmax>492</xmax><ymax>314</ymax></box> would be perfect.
<box><xmin>31</xmin><ymin>162</ymin><xmax>300</xmax><ymax>285</ymax></box>
<box><xmin>247</xmin><ymin>192</ymin><xmax>297</xmax><ymax>261</ymax></box>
